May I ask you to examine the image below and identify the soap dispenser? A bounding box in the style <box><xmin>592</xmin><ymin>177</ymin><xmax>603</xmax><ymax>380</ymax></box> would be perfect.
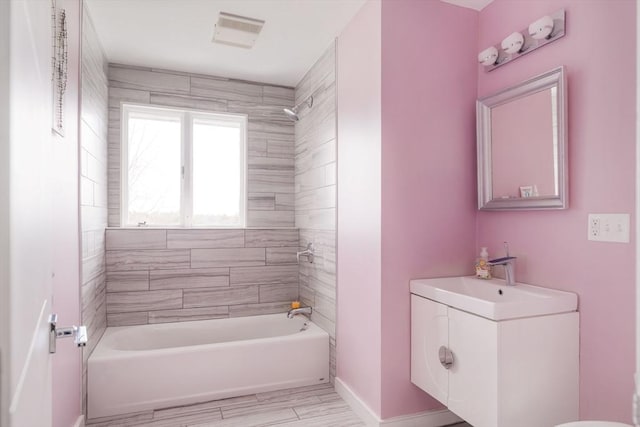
<box><xmin>475</xmin><ymin>247</ymin><xmax>492</xmax><ymax>279</ymax></box>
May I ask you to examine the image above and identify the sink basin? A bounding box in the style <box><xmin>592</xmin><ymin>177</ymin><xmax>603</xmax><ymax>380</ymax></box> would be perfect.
<box><xmin>410</xmin><ymin>276</ymin><xmax>577</xmax><ymax>321</ymax></box>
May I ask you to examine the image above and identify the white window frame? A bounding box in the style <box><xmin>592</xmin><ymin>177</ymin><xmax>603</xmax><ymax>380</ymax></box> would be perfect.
<box><xmin>121</xmin><ymin>103</ymin><xmax>247</xmax><ymax>228</ymax></box>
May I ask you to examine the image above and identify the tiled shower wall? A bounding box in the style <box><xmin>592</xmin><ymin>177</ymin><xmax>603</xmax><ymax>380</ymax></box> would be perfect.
<box><xmin>106</xmin><ymin>64</ymin><xmax>296</xmax><ymax>227</ymax></box>
<box><xmin>294</xmin><ymin>44</ymin><xmax>337</xmax><ymax>381</ymax></box>
<box><xmin>103</xmin><ymin>64</ymin><xmax>301</xmax><ymax>325</ymax></box>
<box><xmin>80</xmin><ymin>8</ymin><xmax>108</xmax><ymax>412</ymax></box>
<box><xmin>105</xmin><ymin>229</ymin><xmax>299</xmax><ymax>326</ymax></box>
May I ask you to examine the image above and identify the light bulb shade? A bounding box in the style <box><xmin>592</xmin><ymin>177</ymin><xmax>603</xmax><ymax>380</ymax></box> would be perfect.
<box><xmin>501</xmin><ymin>32</ymin><xmax>524</xmax><ymax>54</ymax></box>
<box><xmin>528</xmin><ymin>15</ymin><xmax>554</xmax><ymax>40</ymax></box>
<box><xmin>477</xmin><ymin>46</ymin><xmax>499</xmax><ymax>66</ymax></box>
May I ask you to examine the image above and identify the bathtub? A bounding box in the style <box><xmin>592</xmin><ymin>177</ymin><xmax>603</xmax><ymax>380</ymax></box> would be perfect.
<box><xmin>87</xmin><ymin>313</ymin><xmax>329</xmax><ymax>419</ymax></box>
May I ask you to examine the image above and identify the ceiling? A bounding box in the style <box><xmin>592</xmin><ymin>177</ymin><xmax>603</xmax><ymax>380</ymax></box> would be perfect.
<box><xmin>440</xmin><ymin>0</ymin><xmax>494</xmax><ymax>11</ymax></box>
<box><xmin>85</xmin><ymin>0</ymin><xmax>492</xmax><ymax>88</ymax></box>
<box><xmin>85</xmin><ymin>0</ymin><xmax>366</xmax><ymax>88</ymax></box>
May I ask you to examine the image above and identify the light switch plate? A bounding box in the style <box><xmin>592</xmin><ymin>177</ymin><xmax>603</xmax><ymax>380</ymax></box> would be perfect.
<box><xmin>588</xmin><ymin>213</ymin><xmax>630</xmax><ymax>243</ymax></box>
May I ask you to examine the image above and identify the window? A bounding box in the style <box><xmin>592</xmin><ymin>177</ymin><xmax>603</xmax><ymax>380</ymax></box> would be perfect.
<box><xmin>122</xmin><ymin>104</ymin><xmax>246</xmax><ymax>227</ymax></box>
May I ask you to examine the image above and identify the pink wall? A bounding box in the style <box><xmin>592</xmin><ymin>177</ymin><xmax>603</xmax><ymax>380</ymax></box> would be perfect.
<box><xmin>380</xmin><ymin>0</ymin><xmax>478</xmax><ymax>419</ymax></box>
<box><xmin>477</xmin><ymin>0</ymin><xmax>636</xmax><ymax>422</ymax></box>
<box><xmin>336</xmin><ymin>0</ymin><xmax>383</xmax><ymax>416</ymax></box>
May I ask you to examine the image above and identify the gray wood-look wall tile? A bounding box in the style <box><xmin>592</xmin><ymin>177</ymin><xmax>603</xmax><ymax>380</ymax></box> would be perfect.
<box><xmin>262</xmin><ymin>85</ymin><xmax>295</xmax><ymax>105</ymax></box>
<box><xmin>259</xmin><ymin>284</ymin><xmax>299</xmax><ymax>303</ymax></box>
<box><xmin>230</xmin><ymin>265</ymin><xmax>298</xmax><ymax>286</ymax></box>
<box><xmin>105</xmin><ymin>229</ymin><xmax>167</xmax><ymax>250</ymax></box>
<box><xmin>190</xmin><ymin>76</ymin><xmax>262</xmax><ymax>103</ymax></box>
<box><xmin>228</xmin><ymin>302</ymin><xmax>291</xmax><ymax>317</ymax></box>
<box><xmin>247</xmin><ymin>210</ymin><xmax>295</xmax><ymax>228</ymax></box>
<box><xmin>83</xmin><ymin>253</ymin><xmax>106</xmax><ymax>284</ymax></box>
<box><xmin>106</xmin><ymin>270</ymin><xmax>149</xmax><ymax>293</ymax></box>
<box><xmin>109</xmin><ymin>65</ymin><xmax>190</xmax><ymax>94</ymax></box>
<box><xmin>248</xmin><ymin>138</ymin><xmax>268</xmax><ymax>157</ymax></box>
<box><xmin>183</xmin><ymin>286</ymin><xmax>259</xmax><ymax>308</ymax></box>
<box><xmin>106</xmin><ymin>249</ymin><xmax>191</xmax><ymax>271</ymax></box>
<box><xmin>191</xmin><ymin>248</ymin><xmax>265</xmax><ymax>268</ymax></box>
<box><xmin>245</xmin><ymin>229</ymin><xmax>299</xmax><ymax>247</ymax></box>
<box><xmin>266</xmin><ymin>247</ymin><xmax>298</xmax><ymax>265</ymax></box>
<box><xmin>248</xmin><ymin>193</ymin><xmax>276</xmax><ymax>210</ymax></box>
<box><xmin>166</xmin><ymin>229</ymin><xmax>245</xmax><ymax>249</ymax></box>
<box><xmin>109</xmin><ymin>87</ymin><xmax>150</xmax><ymax>107</ymax></box>
<box><xmin>275</xmin><ymin>194</ymin><xmax>295</xmax><ymax>211</ymax></box>
<box><xmin>248</xmin><ymin>170</ymin><xmax>295</xmax><ymax>194</ymax></box>
<box><xmin>294</xmin><ymin>43</ymin><xmax>337</xmax><ymax>380</ymax></box>
<box><xmin>149</xmin><ymin>93</ymin><xmax>227</xmax><ymax>112</ymax></box>
<box><xmin>106</xmin><ymin>311</ymin><xmax>149</xmax><ymax>327</ymax></box>
<box><xmin>106</xmin><ymin>290</ymin><xmax>183</xmax><ymax>313</ymax></box>
<box><xmin>148</xmin><ymin>306</ymin><xmax>229</xmax><ymax>324</ymax></box>
<box><xmin>150</xmin><ymin>267</ymin><xmax>230</xmax><ymax>290</ymax></box>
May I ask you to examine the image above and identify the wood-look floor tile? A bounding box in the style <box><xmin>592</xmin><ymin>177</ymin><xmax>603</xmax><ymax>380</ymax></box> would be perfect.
<box><xmin>292</xmin><ymin>398</ymin><xmax>351</xmax><ymax>419</ymax></box>
<box><xmin>255</xmin><ymin>383</ymin><xmax>334</xmax><ymax>403</ymax></box>
<box><xmin>221</xmin><ymin>396</ymin><xmax>319</xmax><ymax>419</ymax></box>
<box><xmin>274</xmin><ymin>412</ymin><xmax>365</xmax><ymax>427</ymax></box>
<box><xmin>205</xmin><ymin>408</ymin><xmax>298</xmax><ymax>426</ymax></box>
<box><xmin>86</xmin><ymin>410</ymin><xmax>154</xmax><ymax>426</ymax></box>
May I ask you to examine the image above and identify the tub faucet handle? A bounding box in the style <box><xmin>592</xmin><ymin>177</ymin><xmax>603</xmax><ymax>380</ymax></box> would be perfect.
<box><xmin>296</xmin><ymin>243</ymin><xmax>315</xmax><ymax>264</ymax></box>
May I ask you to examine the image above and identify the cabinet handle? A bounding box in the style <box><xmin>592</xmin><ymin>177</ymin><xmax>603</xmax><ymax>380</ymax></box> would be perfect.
<box><xmin>438</xmin><ymin>346</ymin><xmax>454</xmax><ymax>369</ymax></box>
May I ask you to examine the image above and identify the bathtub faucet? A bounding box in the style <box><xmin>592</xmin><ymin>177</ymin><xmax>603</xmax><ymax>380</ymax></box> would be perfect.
<box><xmin>287</xmin><ymin>306</ymin><xmax>312</xmax><ymax>319</ymax></box>
<box><xmin>296</xmin><ymin>243</ymin><xmax>314</xmax><ymax>264</ymax></box>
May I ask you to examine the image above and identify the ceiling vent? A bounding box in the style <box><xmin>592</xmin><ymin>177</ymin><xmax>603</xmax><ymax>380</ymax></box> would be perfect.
<box><xmin>212</xmin><ymin>12</ymin><xmax>265</xmax><ymax>49</ymax></box>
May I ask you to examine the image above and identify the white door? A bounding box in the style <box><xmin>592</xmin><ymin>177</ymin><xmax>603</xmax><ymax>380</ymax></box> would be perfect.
<box><xmin>2</xmin><ymin>1</ymin><xmax>82</xmax><ymax>426</ymax></box>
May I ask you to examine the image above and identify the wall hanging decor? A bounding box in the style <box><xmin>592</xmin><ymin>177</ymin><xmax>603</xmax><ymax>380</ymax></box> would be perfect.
<box><xmin>51</xmin><ymin>0</ymin><xmax>68</xmax><ymax>136</ymax></box>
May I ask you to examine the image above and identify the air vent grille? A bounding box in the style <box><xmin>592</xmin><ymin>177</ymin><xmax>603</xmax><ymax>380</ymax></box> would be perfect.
<box><xmin>212</xmin><ymin>12</ymin><xmax>265</xmax><ymax>49</ymax></box>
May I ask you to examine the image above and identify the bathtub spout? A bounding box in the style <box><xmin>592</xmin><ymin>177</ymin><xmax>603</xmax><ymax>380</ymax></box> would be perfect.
<box><xmin>287</xmin><ymin>307</ymin><xmax>312</xmax><ymax>319</ymax></box>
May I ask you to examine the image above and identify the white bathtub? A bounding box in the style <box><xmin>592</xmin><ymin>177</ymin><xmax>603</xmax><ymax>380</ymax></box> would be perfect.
<box><xmin>87</xmin><ymin>313</ymin><xmax>329</xmax><ymax>419</ymax></box>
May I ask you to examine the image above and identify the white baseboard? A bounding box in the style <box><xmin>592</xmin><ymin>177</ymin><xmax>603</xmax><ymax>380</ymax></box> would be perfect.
<box><xmin>72</xmin><ymin>414</ymin><xmax>85</xmax><ymax>427</ymax></box>
<box><xmin>334</xmin><ymin>377</ymin><xmax>463</xmax><ymax>427</ymax></box>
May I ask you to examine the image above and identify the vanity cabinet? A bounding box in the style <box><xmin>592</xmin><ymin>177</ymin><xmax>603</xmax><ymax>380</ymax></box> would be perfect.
<box><xmin>411</xmin><ymin>294</ymin><xmax>579</xmax><ymax>427</ymax></box>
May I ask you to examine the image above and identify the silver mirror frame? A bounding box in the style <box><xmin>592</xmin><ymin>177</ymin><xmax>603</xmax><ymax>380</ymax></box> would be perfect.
<box><xmin>477</xmin><ymin>66</ymin><xmax>568</xmax><ymax>210</ymax></box>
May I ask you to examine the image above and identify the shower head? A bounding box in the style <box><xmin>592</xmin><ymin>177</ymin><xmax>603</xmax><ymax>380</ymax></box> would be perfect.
<box><xmin>283</xmin><ymin>95</ymin><xmax>313</xmax><ymax>122</ymax></box>
<box><xmin>283</xmin><ymin>107</ymin><xmax>299</xmax><ymax>121</ymax></box>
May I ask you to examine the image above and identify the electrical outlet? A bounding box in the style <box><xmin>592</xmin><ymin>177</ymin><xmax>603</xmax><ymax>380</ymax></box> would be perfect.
<box><xmin>589</xmin><ymin>215</ymin><xmax>600</xmax><ymax>238</ymax></box>
<box><xmin>588</xmin><ymin>213</ymin><xmax>630</xmax><ymax>243</ymax></box>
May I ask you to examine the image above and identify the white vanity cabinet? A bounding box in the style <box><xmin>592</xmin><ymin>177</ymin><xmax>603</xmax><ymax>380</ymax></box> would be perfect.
<box><xmin>411</xmin><ymin>293</ymin><xmax>579</xmax><ymax>427</ymax></box>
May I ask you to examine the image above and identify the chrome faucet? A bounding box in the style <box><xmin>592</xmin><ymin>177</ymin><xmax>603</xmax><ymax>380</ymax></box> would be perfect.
<box><xmin>487</xmin><ymin>242</ymin><xmax>517</xmax><ymax>286</ymax></box>
<box><xmin>287</xmin><ymin>306</ymin><xmax>312</xmax><ymax>319</ymax></box>
<box><xmin>296</xmin><ymin>243</ymin><xmax>314</xmax><ymax>263</ymax></box>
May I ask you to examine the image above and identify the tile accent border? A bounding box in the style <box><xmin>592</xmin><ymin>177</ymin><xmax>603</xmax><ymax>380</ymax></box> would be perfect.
<box><xmin>334</xmin><ymin>378</ymin><xmax>463</xmax><ymax>427</ymax></box>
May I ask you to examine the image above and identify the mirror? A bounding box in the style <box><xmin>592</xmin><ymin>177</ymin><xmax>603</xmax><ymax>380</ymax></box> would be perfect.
<box><xmin>477</xmin><ymin>66</ymin><xmax>567</xmax><ymax>210</ymax></box>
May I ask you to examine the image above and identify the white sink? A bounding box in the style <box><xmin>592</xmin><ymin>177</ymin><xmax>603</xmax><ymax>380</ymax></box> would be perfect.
<box><xmin>410</xmin><ymin>276</ymin><xmax>577</xmax><ymax>321</ymax></box>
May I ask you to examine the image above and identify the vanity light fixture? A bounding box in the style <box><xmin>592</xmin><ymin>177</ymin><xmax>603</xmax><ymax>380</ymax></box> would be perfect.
<box><xmin>501</xmin><ymin>32</ymin><xmax>524</xmax><ymax>55</ymax></box>
<box><xmin>478</xmin><ymin>9</ymin><xmax>565</xmax><ymax>72</ymax></box>
<box><xmin>529</xmin><ymin>15</ymin><xmax>555</xmax><ymax>40</ymax></box>
<box><xmin>477</xmin><ymin>46</ymin><xmax>499</xmax><ymax>66</ymax></box>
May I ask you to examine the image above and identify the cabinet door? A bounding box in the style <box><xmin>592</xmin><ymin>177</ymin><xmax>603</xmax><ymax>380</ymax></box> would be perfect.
<box><xmin>410</xmin><ymin>295</ymin><xmax>448</xmax><ymax>405</ymax></box>
<box><xmin>448</xmin><ymin>307</ymin><xmax>498</xmax><ymax>427</ymax></box>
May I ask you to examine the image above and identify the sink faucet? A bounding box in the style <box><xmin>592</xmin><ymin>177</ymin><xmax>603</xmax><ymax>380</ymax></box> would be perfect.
<box><xmin>487</xmin><ymin>242</ymin><xmax>517</xmax><ymax>286</ymax></box>
<box><xmin>287</xmin><ymin>306</ymin><xmax>312</xmax><ymax>319</ymax></box>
